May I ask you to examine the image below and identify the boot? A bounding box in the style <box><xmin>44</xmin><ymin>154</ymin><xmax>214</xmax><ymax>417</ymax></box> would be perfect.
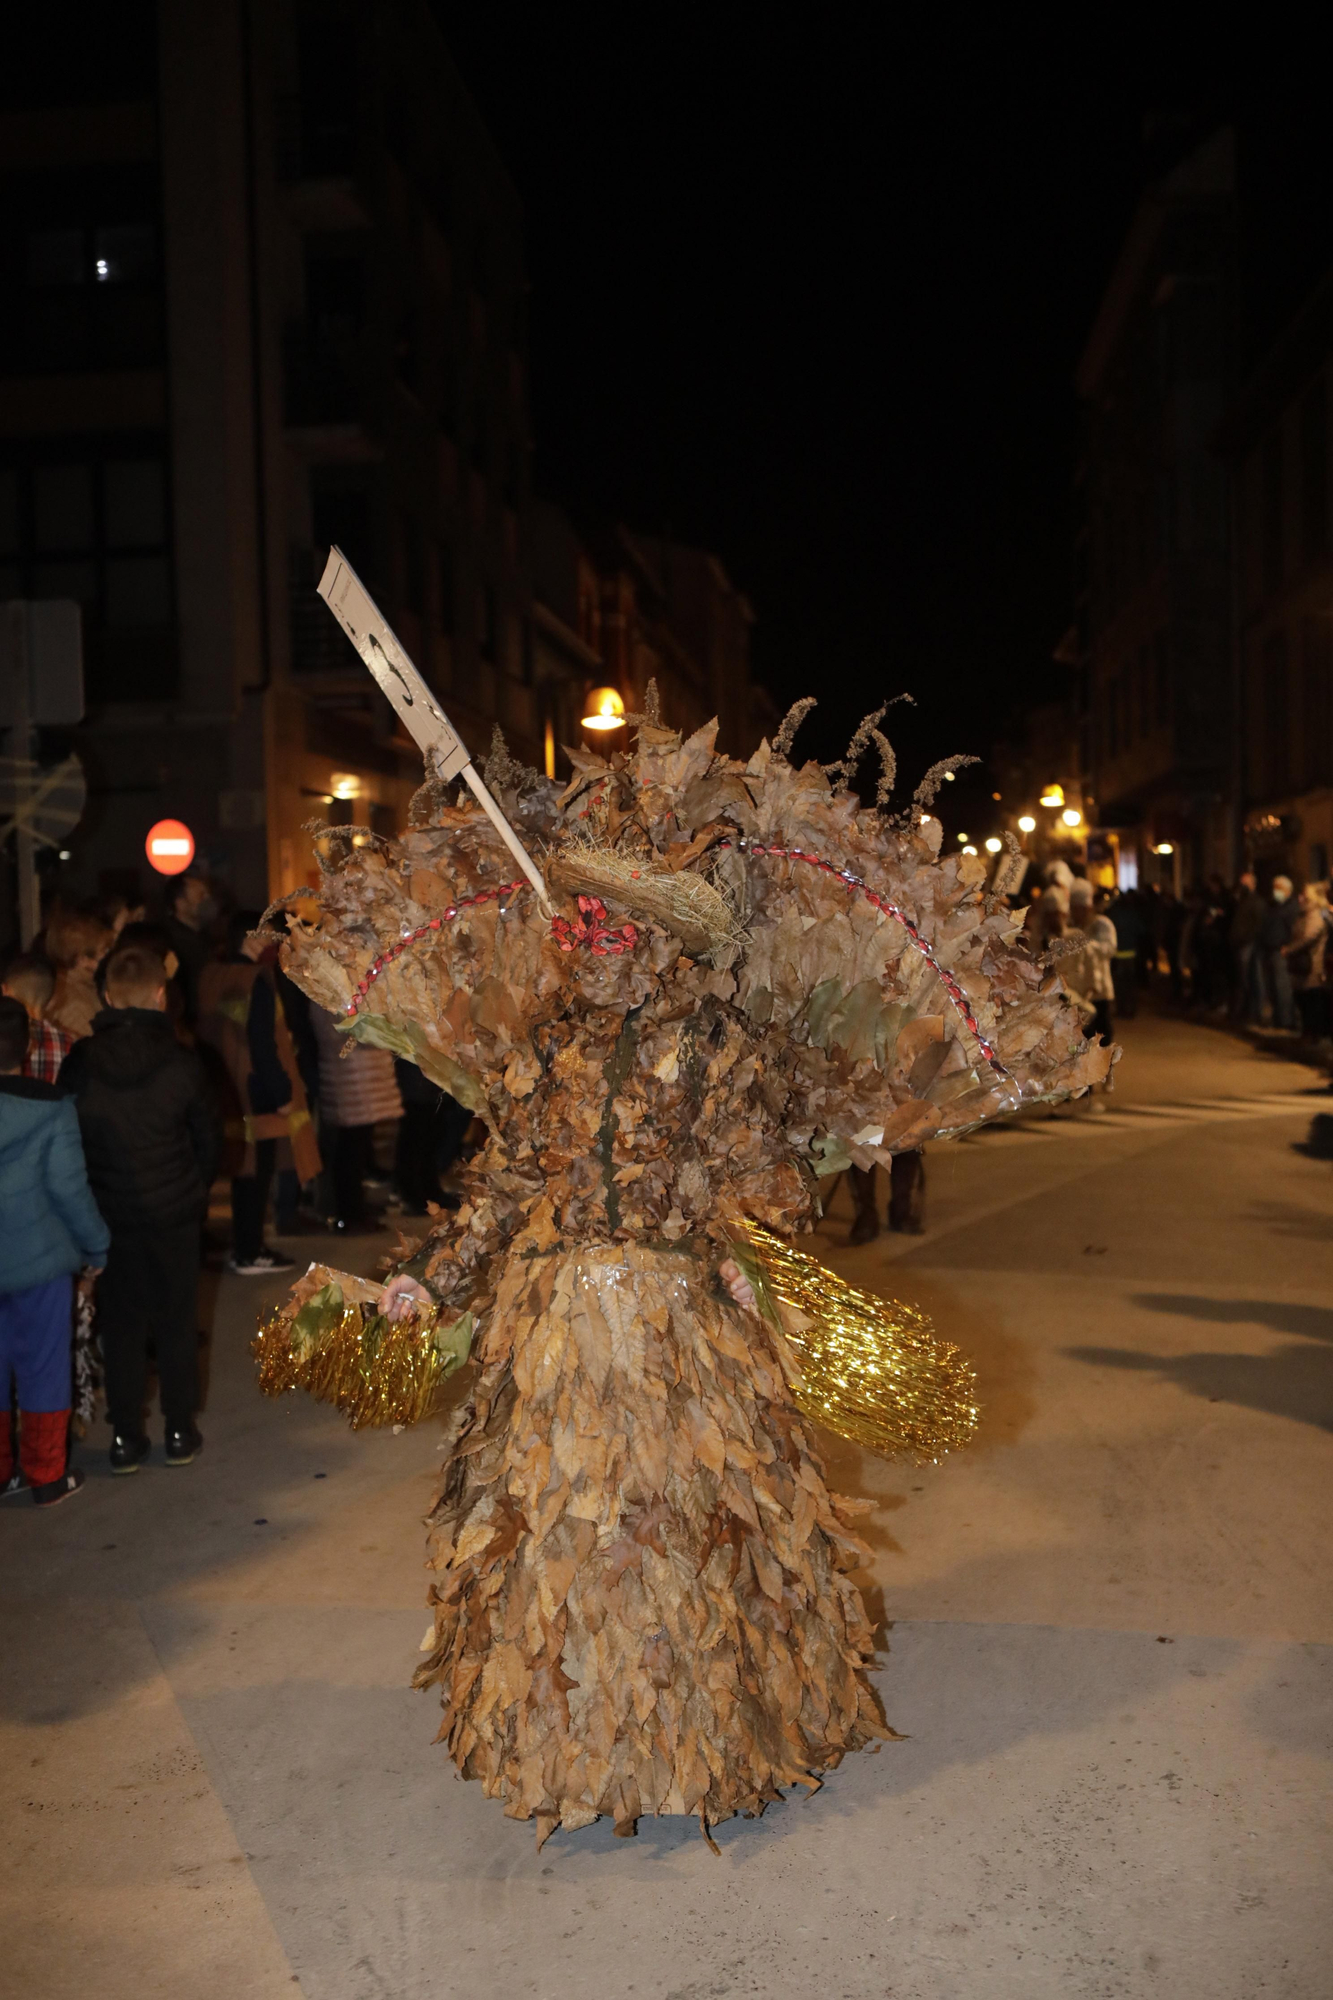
<box><xmin>888</xmin><ymin>1150</ymin><xmax>926</xmax><ymax>1234</ymax></box>
<box><xmin>848</xmin><ymin>1166</ymin><xmax>880</xmax><ymax>1246</ymax></box>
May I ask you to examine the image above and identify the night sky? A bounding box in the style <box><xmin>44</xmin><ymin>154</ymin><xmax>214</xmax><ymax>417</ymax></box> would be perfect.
<box><xmin>437</xmin><ymin>18</ymin><xmax>1333</xmax><ymax>837</ymax></box>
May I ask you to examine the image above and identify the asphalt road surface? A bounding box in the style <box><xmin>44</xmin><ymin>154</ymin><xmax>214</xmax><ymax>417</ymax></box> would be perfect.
<box><xmin>4</xmin><ymin>1011</ymin><xmax>1331</xmax><ymax>2000</ymax></box>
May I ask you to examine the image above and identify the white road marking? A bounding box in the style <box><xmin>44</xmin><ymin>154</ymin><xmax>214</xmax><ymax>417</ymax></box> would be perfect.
<box><xmin>973</xmin><ymin>1093</ymin><xmax>1323</xmax><ymax>1142</ymax></box>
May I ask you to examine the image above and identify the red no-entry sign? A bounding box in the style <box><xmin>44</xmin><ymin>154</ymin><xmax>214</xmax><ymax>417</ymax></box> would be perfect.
<box><xmin>145</xmin><ymin>818</ymin><xmax>195</xmax><ymax>875</ymax></box>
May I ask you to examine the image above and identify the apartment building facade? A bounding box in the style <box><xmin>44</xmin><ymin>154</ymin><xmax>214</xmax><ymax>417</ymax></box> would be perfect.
<box><xmin>1073</xmin><ymin>129</ymin><xmax>1239</xmax><ymax>889</ymax></box>
<box><xmin>1219</xmin><ymin>270</ymin><xmax>1333</xmax><ymax>884</ymax></box>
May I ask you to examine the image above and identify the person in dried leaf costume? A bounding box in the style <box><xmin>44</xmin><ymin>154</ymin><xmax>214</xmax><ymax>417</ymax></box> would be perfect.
<box><xmin>270</xmin><ymin>699</ymin><xmax>1113</xmax><ymax>1844</ymax></box>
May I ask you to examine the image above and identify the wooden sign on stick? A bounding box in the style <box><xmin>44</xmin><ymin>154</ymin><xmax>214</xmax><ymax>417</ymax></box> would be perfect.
<box><xmin>316</xmin><ymin>548</ymin><xmax>550</xmax><ymax>913</ymax></box>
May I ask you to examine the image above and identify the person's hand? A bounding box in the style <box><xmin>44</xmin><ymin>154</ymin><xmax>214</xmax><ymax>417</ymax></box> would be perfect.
<box><xmin>719</xmin><ymin>1258</ymin><xmax>756</xmax><ymax>1314</ymax></box>
<box><xmin>379</xmin><ymin>1274</ymin><xmax>434</xmax><ymax>1323</ymax></box>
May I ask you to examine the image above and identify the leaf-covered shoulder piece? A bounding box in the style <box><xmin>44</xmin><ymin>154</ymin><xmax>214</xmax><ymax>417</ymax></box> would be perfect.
<box><xmin>273</xmin><ymin>710</ymin><xmax>1112</xmax><ymax>1257</ymax></box>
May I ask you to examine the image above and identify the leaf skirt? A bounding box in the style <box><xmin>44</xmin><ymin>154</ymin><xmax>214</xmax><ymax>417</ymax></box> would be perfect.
<box><xmin>414</xmin><ymin>1240</ymin><xmax>887</xmax><ymax>1843</ymax></box>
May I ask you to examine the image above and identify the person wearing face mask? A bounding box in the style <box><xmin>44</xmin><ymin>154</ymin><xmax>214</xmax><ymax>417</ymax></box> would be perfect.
<box><xmin>1258</xmin><ymin>875</ymin><xmax>1298</xmax><ymax>1030</ymax></box>
<box><xmin>1283</xmin><ymin>882</ymin><xmax>1332</xmax><ymax>1040</ymax></box>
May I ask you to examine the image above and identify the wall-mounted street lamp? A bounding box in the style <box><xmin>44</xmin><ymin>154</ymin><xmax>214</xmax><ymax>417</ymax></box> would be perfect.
<box><xmin>582</xmin><ymin>686</ymin><xmax>626</xmax><ymax>731</ymax></box>
<box><xmin>984</xmin><ymin>837</ymin><xmax>1002</xmax><ymax>854</ymax></box>
<box><xmin>1153</xmin><ymin>841</ymin><xmax>1174</xmax><ymax>856</ymax></box>
<box><xmin>330</xmin><ymin>772</ymin><xmax>362</xmax><ymax>800</ymax></box>
<box><xmin>1040</xmin><ymin>784</ymin><xmax>1065</xmax><ymax>809</ymax></box>
<box><xmin>1017</xmin><ymin>814</ymin><xmax>1037</xmax><ymax>834</ymax></box>
<box><xmin>1061</xmin><ymin>807</ymin><xmax>1082</xmax><ymax>828</ymax></box>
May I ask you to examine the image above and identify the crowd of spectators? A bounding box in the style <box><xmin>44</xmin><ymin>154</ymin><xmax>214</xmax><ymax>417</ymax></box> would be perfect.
<box><xmin>1022</xmin><ymin>860</ymin><xmax>1333</xmax><ymax>1043</ymax></box>
<box><xmin>0</xmin><ymin>870</ymin><xmax>470</xmax><ymax>1506</ymax></box>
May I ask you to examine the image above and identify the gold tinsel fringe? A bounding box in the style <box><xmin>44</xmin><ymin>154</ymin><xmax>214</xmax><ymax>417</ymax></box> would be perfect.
<box><xmin>252</xmin><ymin>1284</ymin><xmax>473</xmax><ymax>1429</ymax></box>
<box><xmin>744</xmin><ymin>1223</ymin><xmax>979</xmax><ymax>1462</ymax></box>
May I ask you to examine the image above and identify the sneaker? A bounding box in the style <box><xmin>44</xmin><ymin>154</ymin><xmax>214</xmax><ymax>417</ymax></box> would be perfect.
<box><xmin>110</xmin><ymin>1432</ymin><xmax>151</xmax><ymax>1476</ymax></box>
<box><xmin>226</xmin><ymin>1248</ymin><xmax>296</xmax><ymax>1276</ymax></box>
<box><xmin>1</xmin><ymin>1468</ymin><xmax>31</xmax><ymax>1501</ymax></box>
<box><xmin>33</xmin><ymin>1467</ymin><xmax>85</xmax><ymax>1507</ymax></box>
<box><xmin>164</xmin><ymin>1425</ymin><xmax>203</xmax><ymax>1467</ymax></box>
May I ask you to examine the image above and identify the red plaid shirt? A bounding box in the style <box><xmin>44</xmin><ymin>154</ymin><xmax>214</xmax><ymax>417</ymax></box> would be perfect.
<box><xmin>23</xmin><ymin>1016</ymin><xmax>73</xmax><ymax>1084</ymax></box>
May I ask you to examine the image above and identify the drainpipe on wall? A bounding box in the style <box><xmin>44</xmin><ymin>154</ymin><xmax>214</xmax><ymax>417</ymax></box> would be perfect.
<box><xmin>1225</xmin><ymin>448</ymin><xmax>1245</xmax><ymax>880</ymax></box>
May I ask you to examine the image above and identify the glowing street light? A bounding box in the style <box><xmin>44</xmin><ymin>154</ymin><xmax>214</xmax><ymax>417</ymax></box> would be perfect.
<box><xmin>961</xmin><ymin>844</ymin><xmax>978</xmax><ymax>855</ymax></box>
<box><xmin>1017</xmin><ymin>814</ymin><xmax>1036</xmax><ymax>834</ymax></box>
<box><xmin>956</xmin><ymin>831</ymin><xmax>969</xmax><ymax>843</ymax></box>
<box><xmin>582</xmin><ymin>686</ymin><xmax>626</xmax><ymax>730</ymax></box>
<box><xmin>1061</xmin><ymin>807</ymin><xmax>1082</xmax><ymax>828</ymax></box>
<box><xmin>1040</xmin><ymin>784</ymin><xmax>1064</xmax><ymax>808</ymax></box>
<box><xmin>984</xmin><ymin>837</ymin><xmax>1002</xmax><ymax>854</ymax></box>
<box><xmin>330</xmin><ymin>772</ymin><xmax>361</xmax><ymax>800</ymax></box>
<box><xmin>1154</xmin><ymin>841</ymin><xmax>1174</xmax><ymax>856</ymax></box>
<box><xmin>943</xmin><ymin>769</ymin><xmax>956</xmax><ymax>782</ymax></box>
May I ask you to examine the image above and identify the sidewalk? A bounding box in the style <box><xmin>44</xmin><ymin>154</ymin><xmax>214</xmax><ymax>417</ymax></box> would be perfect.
<box><xmin>4</xmin><ymin>1011</ymin><xmax>1331</xmax><ymax>1999</ymax></box>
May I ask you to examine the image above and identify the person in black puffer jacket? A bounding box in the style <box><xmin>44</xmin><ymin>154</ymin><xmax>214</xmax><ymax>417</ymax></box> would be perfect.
<box><xmin>58</xmin><ymin>943</ymin><xmax>221</xmax><ymax>1472</ymax></box>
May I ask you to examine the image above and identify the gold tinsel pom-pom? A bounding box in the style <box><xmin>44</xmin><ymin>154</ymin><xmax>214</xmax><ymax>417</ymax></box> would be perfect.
<box><xmin>743</xmin><ymin>1223</ymin><xmax>979</xmax><ymax>1462</ymax></box>
<box><xmin>252</xmin><ymin>1280</ymin><xmax>473</xmax><ymax>1430</ymax></box>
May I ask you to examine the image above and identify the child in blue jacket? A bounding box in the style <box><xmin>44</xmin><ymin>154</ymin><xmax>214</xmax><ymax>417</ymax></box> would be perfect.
<box><xmin>0</xmin><ymin>996</ymin><xmax>109</xmax><ymax>1505</ymax></box>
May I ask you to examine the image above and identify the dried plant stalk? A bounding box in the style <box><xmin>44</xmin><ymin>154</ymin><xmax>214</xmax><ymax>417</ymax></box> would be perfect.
<box><xmin>547</xmin><ymin>846</ymin><xmax>740</xmax><ymax>960</ymax></box>
<box><xmin>772</xmin><ymin>696</ymin><xmax>817</xmax><ymax>759</ymax></box>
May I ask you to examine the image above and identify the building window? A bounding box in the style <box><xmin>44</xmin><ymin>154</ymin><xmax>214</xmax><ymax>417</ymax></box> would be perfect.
<box><xmin>1140</xmin><ymin>642</ymin><xmax>1154</xmax><ymax>741</ymax></box>
<box><xmin>0</xmin><ymin>467</ymin><xmax>18</xmax><ymax>601</ymax></box>
<box><xmin>2</xmin><ymin>156</ymin><xmax>165</xmax><ymax>376</ymax></box>
<box><xmin>1154</xmin><ymin>632</ymin><xmax>1172</xmax><ymax>729</ymax></box>
<box><xmin>1261</xmin><ymin>429</ymin><xmax>1284</xmax><ymax>600</ymax></box>
<box><xmin>1300</xmin><ymin>376</ymin><xmax>1328</xmax><ymax>566</ymax></box>
<box><xmin>1301</xmin><ymin>614</ymin><xmax>1332</xmax><ymax>789</ymax></box>
<box><xmin>1262</xmin><ymin>630</ymin><xmax>1290</xmax><ymax>797</ymax></box>
<box><xmin>477</xmin><ymin>582</ymin><xmax>496</xmax><ymax>659</ymax></box>
<box><xmin>295</xmin><ymin>20</ymin><xmax>358</xmax><ymax>178</ymax></box>
<box><xmin>393</xmin><ymin>305</ymin><xmax>421</xmax><ymax>400</ymax></box>
<box><xmin>400</xmin><ymin>512</ymin><xmax>426</xmax><ymax>618</ymax></box>
<box><xmin>285</xmin><ymin>252</ymin><xmax>364</xmax><ymax>426</ymax></box>
<box><xmin>1156</xmin><ymin>468</ymin><xmax>1176</xmax><ymax>561</ymax></box>
<box><xmin>0</xmin><ymin>442</ymin><xmax>174</xmax><ymax>700</ymax></box>
<box><xmin>310</xmin><ymin>476</ymin><xmax>373</xmax><ymax>583</ymax></box>
<box><xmin>436</xmin><ymin>541</ymin><xmax>455</xmax><ymax>635</ymax></box>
